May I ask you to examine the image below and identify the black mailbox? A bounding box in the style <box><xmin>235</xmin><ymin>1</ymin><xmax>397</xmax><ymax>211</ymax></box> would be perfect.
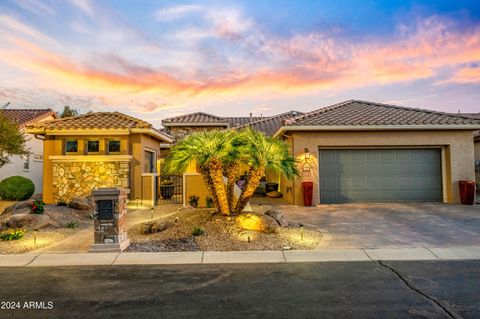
<box><xmin>97</xmin><ymin>200</ymin><xmax>114</xmax><ymax>219</ymax></box>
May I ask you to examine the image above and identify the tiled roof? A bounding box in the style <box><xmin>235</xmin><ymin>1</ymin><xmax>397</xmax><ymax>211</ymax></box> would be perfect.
<box><xmin>0</xmin><ymin>108</ymin><xmax>57</xmax><ymax>126</ymax></box>
<box><xmin>162</xmin><ymin>112</ymin><xmax>264</xmax><ymax>127</ymax></box>
<box><xmin>28</xmin><ymin>112</ymin><xmax>152</xmax><ymax>130</ymax></box>
<box><xmin>236</xmin><ymin>111</ymin><xmax>303</xmax><ymax>136</ymax></box>
<box><xmin>457</xmin><ymin>113</ymin><xmax>480</xmax><ymax>120</ymax></box>
<box><xmin>284</xmin><ymin>100</ymin><xmax>480</xmax><ymax>127</ymax></box>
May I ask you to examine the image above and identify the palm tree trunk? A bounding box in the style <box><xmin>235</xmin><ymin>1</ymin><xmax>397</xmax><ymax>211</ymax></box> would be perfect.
<box><xmin>199</xmin><ymin>165</ymin><xmax>218</xmax><ymax>209</ymax></box>
<box><xmin>234</xmin><ymin>167</ymin><xmax>265</xmax><ymax>213</ymax></box>
<box><xmin>224</xmin><ymin>161</ymin><xmax>240</xmax><ymax>213</ymax></box>
<box><xmin>209</xmin><ymin>158</ymin><xmax>230</xmax><ymax>215</ymax></box>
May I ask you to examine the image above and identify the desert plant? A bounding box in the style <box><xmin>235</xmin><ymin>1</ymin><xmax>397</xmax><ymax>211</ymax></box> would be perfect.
<box><xmin>163</xmin><ymin>130</ymin><xmax>239</xmax><ymax>215</ymax></box>
<box><xmin>57</xmin><ymin>200</ymin><xmax>67</xmax><ymax>206</ymax></box>
<box><xmin>234</xmin><ymin>129</ymin><xmax>297</xmax><ymax>213</ymax></box>
<box><xmin>188</xmin><ymin>195</ymin><xmax>200</xmax><ymax>208</ymax></box>
<box><xmin>164</xmin><ymin>129</ymin><xmax>297</xmax><ymax>215</ymax></box>
<box><xmin>0</xmin><ymin>229</ymin><xmax>25</xmax><ymax>241</ymax></box>
<box><xmin>66</xmin><ymin>221</ymin><xmax>77</xmax><ymax>229</ymax></box>
<box><xmin>192</xmin><ymin>226</ymin><xmax>204</xmax><ymax>236</ymax></box>
<box><xmin>30</xmin><ymin>200</ymin><xmax>45</xmax><ymax>214</ymax></box>
<box><xmin>0</xmin><ymin>176</ymin><xmax>35</xmax><ymax>201</ymax></box>
<box><xmin>206</xmin><ymin>196</ymin><xmax>214</xmax><ymax>208</ymax></box>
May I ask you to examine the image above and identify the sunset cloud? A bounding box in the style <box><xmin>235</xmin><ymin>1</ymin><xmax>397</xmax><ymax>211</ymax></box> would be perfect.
<box><xmin>0</xmin><ymin>1</ymin><xmax>479</xmax><ymax>122</ymax></box>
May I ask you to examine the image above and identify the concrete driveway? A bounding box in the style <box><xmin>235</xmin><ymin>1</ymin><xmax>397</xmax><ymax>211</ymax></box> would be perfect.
<box><xmin>255</xmin><ymin>201</ymin><xmax>480</xmax><ymax>249</ymax></box>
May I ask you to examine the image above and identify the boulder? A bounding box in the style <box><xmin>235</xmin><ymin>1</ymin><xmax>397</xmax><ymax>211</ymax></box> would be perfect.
<box><xmin>69</xmin><ymin>197</ymin><xmax>94</xmax><ymax>210</ymax></box>
<box><xmin>264</xmin><ymin>209</ymin><xmax>289</xmax><ymax>227</ymax></box>
<box><xmin>3</xmin><ymin>200</ymin><xmax>34</xmax><ymax>214</ymax></box>
<box><xmin>266</xmin><ymin>191</ymin><xmax>283</xmax><ymax>198</ymax></box>
<box><xmin>6</xmin><ymin>213</ymin><xmax>52</xmax><ymax>229</ymax></box>
<box><xmin>142</xmin><ymin>220</ymin><xmax>173</xmax><ymax>234</ymax></box>
<box><xmin>235</xmin><ymin>213</ymin><xmax>278</xmax><ymax>233</ymax></box>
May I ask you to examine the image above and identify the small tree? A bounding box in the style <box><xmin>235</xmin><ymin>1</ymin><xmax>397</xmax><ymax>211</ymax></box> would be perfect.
<box><xmin>58</xmin><ymin>106</ymin><xmax>79</xmax><ymax>118</ymax></box>
<box><xmin>234</xmin><ymin>129</ymin><xmax>298</xmax><ymax>213</ymax></box>
<box><xmin>0</xmin><ymin>113</ymin><xmax>27</xmax><ymax>167</ymax></box>
<box><xmin>163</xmin><ymin>129</ymin><xmax>297</xmax><ymax>216</ymax></box>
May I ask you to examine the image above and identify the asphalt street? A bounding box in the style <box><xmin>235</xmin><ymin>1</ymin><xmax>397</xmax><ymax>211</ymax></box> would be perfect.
<box><xmin>0</xmin><ymin>260</ymin><xmax>479</xmax><ymax>319</ymax></box>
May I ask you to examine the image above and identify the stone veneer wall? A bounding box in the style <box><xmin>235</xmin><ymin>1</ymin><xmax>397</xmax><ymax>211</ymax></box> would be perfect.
<box><xmin>52</xmin><ymin>161</ymin><xmax>130</xmax><ymax>202</ymax></box>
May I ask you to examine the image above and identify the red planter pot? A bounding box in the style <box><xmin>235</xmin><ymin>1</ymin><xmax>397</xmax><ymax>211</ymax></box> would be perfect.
<box><xmin>302</xmin><ymin>182</ymin><xmax>314</xmax><ymax>206</ymax></box>
<box><xmin>459</xmin><ymin>180</ymin><xmax>476</xmax><ymax>205</ymax></box>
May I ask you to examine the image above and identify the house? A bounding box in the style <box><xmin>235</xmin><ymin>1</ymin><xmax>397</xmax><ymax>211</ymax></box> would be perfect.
<box><xmin>274</xmin><ymin>100</ymin><xmax>480</xmax><ymax>205</ymax></box>
<box><xmin>161</xmin><ymin>111</ymin><xmax>302</xmax><ymax>140</ymax></box>
<box><xmin>26</xmin><ymin>112</ymin><xmax>173</xmax><ymax>205</ymax></box>
<box><xmin>0</xmin><ymin>108</ymin><xmax>58</xmax><ymax>193</ymax></box>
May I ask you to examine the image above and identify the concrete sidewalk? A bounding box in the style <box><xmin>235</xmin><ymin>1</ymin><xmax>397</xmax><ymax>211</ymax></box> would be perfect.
<box><xmin>2</xmin><ymin>246</ymin><xmax>480</xmax><ymax>267</ymax></box>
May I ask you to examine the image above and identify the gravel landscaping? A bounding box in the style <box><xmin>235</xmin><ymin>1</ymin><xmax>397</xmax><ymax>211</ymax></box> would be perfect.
<box><xmin>127</xmin><ymin>208</ymin><xmax>322</xmax><ymax>252</ymax></box>
<box><xmin>0</xmin><ymin>203</ymin><xmax>93</xmax><ymax>254</ymax></box>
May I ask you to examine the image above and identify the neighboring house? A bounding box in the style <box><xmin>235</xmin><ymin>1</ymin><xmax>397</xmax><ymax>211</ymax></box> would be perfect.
<box><xmin>274</xmin><ymin>100</ymin><xmax>480</xmax><ymax>205</ymax></box>
<box><xmin>161</xmin><ymin>111</ymin><xmax>301</xmax><ymax>140</ymax></box>
<box><xmin>0</xmin><ymin>109</ymin><xmax>58</xmax><ymax>194</ymax></box>
<box><xmin>26</xmin><ymin>112</ymin><xmax>173</xmax><ymax>205</ymax></box>
<box><xmin>458</xmin><ymin>113</ymin><xmax>480</xmax><ymax>183</ymax></box>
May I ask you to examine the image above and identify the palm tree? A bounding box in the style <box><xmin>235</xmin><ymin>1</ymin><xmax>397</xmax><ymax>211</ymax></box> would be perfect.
<box><xmin>234</xmin><ymin>129</ymin><xmax>298</xmax><ymax>213</ymax></box>
<box><xmin>163</xmin><ymin>130</ymin><xmax>237</xmax><ymax>215</ymax></box>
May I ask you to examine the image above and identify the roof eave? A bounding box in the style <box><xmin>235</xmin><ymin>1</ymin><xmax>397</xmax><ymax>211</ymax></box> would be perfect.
<box><xmin>274</xmin><ymin>125</ymin><xmax>480</xmax><ymax>138</ymax></box>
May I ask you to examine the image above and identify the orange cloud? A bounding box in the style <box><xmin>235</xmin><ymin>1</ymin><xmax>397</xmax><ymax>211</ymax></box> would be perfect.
<box><xmin>1</xmin><ymin>13</ymin><xmax>479</xmax><ymax>112</ymax></box>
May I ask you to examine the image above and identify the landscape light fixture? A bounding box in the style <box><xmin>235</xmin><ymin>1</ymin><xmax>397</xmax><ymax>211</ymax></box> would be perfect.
<box><xmin>151</xmin><ymin>207</ymin><xmax>154</xmax><ymax>220</ymax></box>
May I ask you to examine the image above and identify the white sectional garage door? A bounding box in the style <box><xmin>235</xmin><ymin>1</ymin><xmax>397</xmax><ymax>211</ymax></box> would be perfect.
<box><xmin>319</xmin><ymin>149</ymin><xmax>442</xmax><ymax>203</ymax></box>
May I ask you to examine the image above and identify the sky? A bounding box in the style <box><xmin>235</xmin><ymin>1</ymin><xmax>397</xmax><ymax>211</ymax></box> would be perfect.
<box><xmin>0</xmin><ymin>0</ymin><xmax>479</xmax><ymax>127</ymax></box>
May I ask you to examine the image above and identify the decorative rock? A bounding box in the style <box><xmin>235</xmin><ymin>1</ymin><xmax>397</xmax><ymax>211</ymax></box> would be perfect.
<box><xmin>236</xmin><ymin>213</ymin><xmax>278</xmax><ymax>233</ymax></box>
<box><xmin>142</xmin><ymin>220</ymin><xmax>173</xmax><ymax>234</ymax></box>
<box><xmin>6</xmin><ymin>213</ymin><xmax>52</xmax><ymax>229</ymax></box>
<box><xmin>264</xmin><ymin>209</ymin><xmax>289</xmax><ymax>227</ymax></box>
<box><xmin>266</xmin><ymin>191</ymin><xmax>283</xmax><ymax>198</ymax></box>
<box><xmin>3</xmin><ymin>200</ymin><xmax>34</xmax><ymax>214</ymax></box>
<box><xmin>69</xmin><ymin>197</ymin><xmax>94</xmax><ymax>210</ymax></box>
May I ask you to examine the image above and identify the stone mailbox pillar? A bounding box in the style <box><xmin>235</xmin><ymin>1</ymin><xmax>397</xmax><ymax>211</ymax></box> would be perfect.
<box><xmin>89</xmin><ymin>187</ymin><xmax>130</xmax><ymax>253</ymax></box>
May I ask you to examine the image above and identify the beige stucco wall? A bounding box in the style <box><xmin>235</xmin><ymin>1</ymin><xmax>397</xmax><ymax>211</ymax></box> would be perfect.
<box><xmin>285</xmin><ymin>130</ymin><xmax>476</xmax><ymax>205</ymax></box>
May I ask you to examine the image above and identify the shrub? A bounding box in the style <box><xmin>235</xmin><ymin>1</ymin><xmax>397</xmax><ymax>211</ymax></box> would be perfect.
<box><xmin>0</xmin><ymin>229</ymin><xmax>25</xmax><ymax>241</ymax></box>
<box><xmin>206</xmin><ymin>196</ymin><xmax>214</xmax><ymax>208</ymax></box>
<box><xmin>188</xmin><ymin>195</ymin><xmax>200</xmax><ymax>208</ymax></box>
<box><xmin>57</xmin><ymin>200</ymin><xmax>67</xmax><ymax>206</ymax></box>
<box><xmin>0</xmin><ymin>176</ymin><xmax>35</xmax><ymax>201</ymax></box>
<box><xmin>31</xmin><ymin>200</ymin><xmax>45</xmax><ymax>214</ymax></box>
<box><xmin>192</xmin><ymin>226</ymin><xmax>204</xmax><ymax>236</ymax></box>
<box><xmin>66</xmin><ymin>221</ymin><xmax>77</xmax><ymax>229</ymax></box>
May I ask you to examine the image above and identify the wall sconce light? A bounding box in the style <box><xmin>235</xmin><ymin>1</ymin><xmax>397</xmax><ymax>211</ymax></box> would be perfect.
<box><xmin>304</xmin><ymin>148</ymin><xmax>311</xmax><ymax>160</ymax></box>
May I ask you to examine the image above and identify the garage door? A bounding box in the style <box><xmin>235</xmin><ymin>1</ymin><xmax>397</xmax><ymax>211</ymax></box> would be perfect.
<box><xmin>319</xmin><ymin>149</ymin><xmax>442</xmax><ymax>203</ymax></box>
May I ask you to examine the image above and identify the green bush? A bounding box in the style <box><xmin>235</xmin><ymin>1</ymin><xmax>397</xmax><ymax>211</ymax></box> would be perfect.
<box><xmin>31</xmin><ymin>200</ymin><xmax>45</xmax><ymax>214</ymax></box>
<box><xmin>0</xmin><ymin>229</ymin><xmax>25</xmax><ymax>241</ymax></box>
<box><xmin>206</xmin><ymin>196</ymin><xmax>214</xmax><ymax>208</ymax></box>
<box><xmin>66</xmin><ymin>221</ymin><xmax>77</xmax><ymax>229</ymax></box>
<box><xmin>0</xmin><ymin>176</ymin><xmax>35</xmax><ymax>201</ymax></box>
<box><xmin>188</xmin><ymin>195</ymin><xmax>200</xmax><ymax>208</ymax></box>
<box><xmin>192</xmin><ymin>226</ymin><xmax>204</xmax><ymax>236</ymax></box>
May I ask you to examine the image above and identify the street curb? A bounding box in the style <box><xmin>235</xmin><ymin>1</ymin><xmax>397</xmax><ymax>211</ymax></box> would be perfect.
<box><xmin>2</xmin><ymin>246</ymin><xmax>480</xmax><ymax>267</ymax></box>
